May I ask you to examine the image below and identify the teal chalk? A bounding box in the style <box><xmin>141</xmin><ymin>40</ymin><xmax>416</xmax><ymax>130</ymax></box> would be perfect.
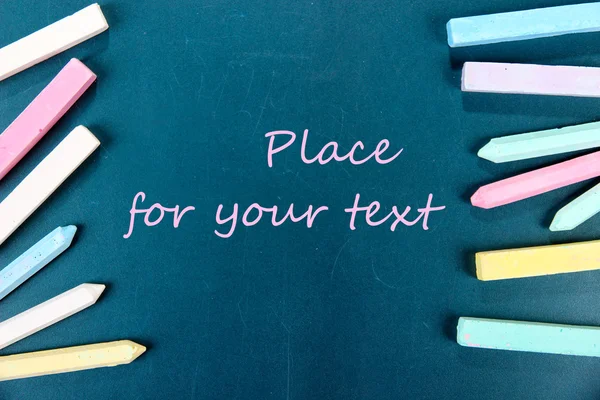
<box><xmin>478</xmin><ymin>121</ymin><xmax>600</xmax><ymax>163</ymax></box>
<box><xmin>457</xmin><ymin>317</ymin><xmax>600</xmax><ymax>357</ymax></box>
<box><xmin>550</xmin><ymin>182</ymin><xmax>600</xmax><ymax>231</ymax></box>
<box><xmin>0</xmin><ymin>226</ymin><xmax>76</xmax><ymax>301</ymax></box>
<box><xmin>447</xmin><ymin>2</ymin><xmax>600</xmax><ymax>48</ymax></box>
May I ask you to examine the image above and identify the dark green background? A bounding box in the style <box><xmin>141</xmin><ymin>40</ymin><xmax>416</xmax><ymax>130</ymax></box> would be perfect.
<box><xmin>2</xmin><ymin>0</ymin><xmax>600</xmax><ymax>398</ymax></box>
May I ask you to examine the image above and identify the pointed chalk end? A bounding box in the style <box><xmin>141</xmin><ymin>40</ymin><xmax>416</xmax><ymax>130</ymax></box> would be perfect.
<box><xmin>83</xmin><ymin>283</ymin><xmax>106</xmax><ymax>300</ymax></box>
<box><xmin>470</xmin><ymin>190</ymin><xmax>488</xmax><ymax>208</ymax></box>
<box><xmin>125</xmin><ymin>341</ymin><xmax>147</xmax><ymax>362</ymax></box>
<box><xmin>61</xmin><ymin>225</ymin><xmax>78</xmax><ymax>244</ymax></box>
<box><xmin>549</xmin><ymin>217</ymin><xmax>574</xmax><ymax>232</ymax></box>
<box><xmin>477</xmin><ymin>142</ymin><xmax>500</xmax><ymax>163</ymax></box>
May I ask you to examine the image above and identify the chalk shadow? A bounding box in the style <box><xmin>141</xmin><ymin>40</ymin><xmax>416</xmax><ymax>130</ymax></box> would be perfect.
<box><xmin>449</xmin><ymin>30</ymin><xmax>600</xmax><ymax>67</ymax></box>
<box><xmin>443</xmin><ymin>314</ymin><xmax>459</xmax><ymax>341</ymax></box>
<box><xmin>461</xmin><ymin>92</ymin><xmax>600</xmax><ymax>119</ymax></box>
<box><xmin>461</xmin><ymin>249</ymin><xmax>476</xmax><ymax>278</ymax></box>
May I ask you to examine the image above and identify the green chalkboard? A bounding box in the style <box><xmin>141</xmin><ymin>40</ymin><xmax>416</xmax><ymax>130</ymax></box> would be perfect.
<box><xmin>2</xmin><ymin>0</ymin><xmax>600</xmax><ymax>399</ymax></box>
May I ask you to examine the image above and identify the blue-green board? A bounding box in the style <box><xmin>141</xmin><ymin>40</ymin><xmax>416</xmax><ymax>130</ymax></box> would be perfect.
<box><xmin>2</xmin><ymin>0</ymin><xmax>600</xmax><ymax>399</ymax></box>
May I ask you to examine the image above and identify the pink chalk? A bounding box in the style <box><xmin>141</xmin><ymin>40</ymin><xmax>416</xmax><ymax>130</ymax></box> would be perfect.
<box><xmin>0</xmin><ymin>59</ymin><xmax>96</xmax><ymax>182</ymax></box>
<box><xmin>462</xmin><ymin>62</ymin><xmax>600</xmax><ymax>98</ymax></box>
<box><xmin>471</xmin><ymin>150</ymin><xmax>600</xmax><ymax>209</ymax></box>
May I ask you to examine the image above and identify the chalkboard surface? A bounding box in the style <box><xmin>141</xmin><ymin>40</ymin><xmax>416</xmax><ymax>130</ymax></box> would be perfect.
<box><xmin>2</xmin><ymin>0</ymin><xmax>600</xmax><ymax>399</ymax></box>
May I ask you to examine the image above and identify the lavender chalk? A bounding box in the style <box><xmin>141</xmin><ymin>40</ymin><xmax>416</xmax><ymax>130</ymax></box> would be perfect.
<box><xmin>462</xmin><ymin>62</ymin><xmax>600</xmax><ymax>98</ymax></box>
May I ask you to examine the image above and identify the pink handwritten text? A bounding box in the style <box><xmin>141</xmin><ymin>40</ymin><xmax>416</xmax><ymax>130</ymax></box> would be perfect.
<box><xmin>265</xmin><ymin>129</ymin><xmax>403</xmax><ymax>168</ymax></box>
<box><xmin>123</xmin><ymin>130</ymin><xmax>447</xmax><ymax>241</ymax></box>
<box><xmin>123</xmin><ymin>192</ymin><xmax>196</xmax><ymax>239</ymax></box>
<box><xmin>345</xmin><ymin>193</ymin><xmax>445</xmax><ymax>231</ymax></box>
<box><xmin>215</xmin><ymin>203</ymin><xmax>329</xmax><ymax>238</ymax></box>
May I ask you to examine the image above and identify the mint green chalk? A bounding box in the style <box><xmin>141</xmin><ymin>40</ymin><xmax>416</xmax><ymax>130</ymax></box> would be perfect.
<box><xmin>478</xmin><ymin>121</ymin><xmax>600</xmax><ymax>163</ymax></box>
<box><xmin>550</xmin><ymin>182</ymin><xmax>600</xmax><ymax>231</ymax></box>
<box><xmin>457</xmin><ymin>317</ymin><xmax>600</xmax><ymax>357</ymax></box>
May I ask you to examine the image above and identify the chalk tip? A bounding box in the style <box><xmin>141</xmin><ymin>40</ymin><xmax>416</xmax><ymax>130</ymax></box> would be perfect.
<box><xmin>549</xmin><ymin>214</ymin><xmax>575</xmax><ymax>232</ymax></box>
<box><xmin>124</xmin><ymin>340</ymin><xmax>147</xmax><ymax>362</ymax></box>
<box><xmin>474</xmin><ymin>253</ymin><xmax>487</xmax><ymax>280</ymax></box>
<box><xmin>470</xmin><ymin>189</ymin><xmax>488</xmax><ymax>208</ymax></box>
<box><xmin>73</xmin><ymin>125</ymin><xmax>101</xmax><ymax>147</ymax></box>
<box><xmin>460</xmin><ymin>65</ymin><xmax>467</xmax><ymax>91</ymax></box>
<box><xmin>82</xmin><ymin>283</ymin><xmax>106</xmax><ymax>300</ymax></box>
<box><xmin>88</xmin><ymin>3</ymin><xmax>110</xmax><ymax>30</ymax></box>
<box><xmin>456</xmin><ymin>317</ymin><xmax>468</xmax><ymax>345</ymax></box>
<box><xmin>446</xmin><ymin>20</ymin><xmax>456</xmax><ymax>47</ymax></box>
<box><xmin>66</xmin><ymin>58</ymin><xmax>97</xmax><ymax>80</ymax></box>
<box><xmin>60</xmin><ymin>225</ymin><xmax>78</xmax><ymax>244</ymax></box>
<box><xmin>477</xmin><ymin>142</ymin><xmax>500</xmax><ymax>163</ymax></box>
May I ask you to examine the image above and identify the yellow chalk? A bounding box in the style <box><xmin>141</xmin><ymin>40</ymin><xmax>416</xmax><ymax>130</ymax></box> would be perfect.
<box><xmin>0</xmin><ymin>340</ymin><xmax>145</xmax><ymax>381</ymax></box>
<box><xmin>476</xmin><ymin>240</ymin><xmax>600</xmax><ymax>281</ymax></box>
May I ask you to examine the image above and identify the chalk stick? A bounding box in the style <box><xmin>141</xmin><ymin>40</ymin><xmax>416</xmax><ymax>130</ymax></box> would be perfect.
<box><xmin>0</xmin><ymin>126</ymin><xmax>100</xmax><ymax>246</ymax></box>
<box><xmin>476</xmin><ymin>240</ymin><xmax>600</xmax><ymax>280</ymax></box>
<box><xmin>462</xmin><ymin>61</ymin><xmax>600</xmax><ymax>97</ymax></box>
<box><xmin>478</xmin><ymin>121</ymin><xmax>600</xmax><ymax>163</ymax></box>
<box><xmin>0</xmin><ymin>59</ymin><xmax>96</xmax><ymax>182</ymax></box>
<box><xmin>447</xmin><ymin>2</ymin><xmax>600</xmax><ymax>48</ymax></box>
<box><xmin>462</xmin><ymin>62</ymin><xmax>600</xmax><ymax>98</ymax></box>
<box><xmin>0</xmin><ymin>226</ymin><xmax>77</xmax><ymax>301</ymax></box>
<box><xmin>0</xmin><ymin>4</ymin><xmax>108</xmax><ymax>82</ymax></box>
<box><xmin>0</xmin><ymin>283</ymin><xmax>104</xmax><ymax>351</ymax></box>
<box><xmin>550</xmin><ymin>183</ymin><xmax>600</xmax><ymax>231</ymax></box>
<box><xmin>0</xmin><ymin>340</ymin><xmax>145</xmax><ymax>381</ymax></box>
<box><xmin>457</xmin><ymin>317</ymin><xmax>600</xmax><ymax>357</ymax></box>
<box><xmin>471</xmin><ymin>150</ymin><xmax>600</xmax><ymax>209</ymax></box>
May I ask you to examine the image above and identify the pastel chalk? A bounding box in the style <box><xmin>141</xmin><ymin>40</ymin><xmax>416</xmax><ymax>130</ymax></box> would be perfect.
<box><xmin>0</xmin><ymin>59</ymin><xmax>96</xmax><ymax>182</ymax></box>
<box><xmin>550</xmin><ymin>183</ymin><xmax>600</xmax><ymax>231</ymax></box>
<box><xmin>457</xmin><ymin>317</ymin><xmax>600</xmax><ymax>357</ymax></box>
<box><xmin>471</xmin><ymin>150</ymin><xmax>600</xmax><ymax>209</ymax></box>
<box><xmin>478</xmin><ymin>121</ymin><xmax>600</xmax><ymax>163</ymax></box>
<box><xmin>0</xmin><ymin>340</ymin><xmax>145</xmax><ymax>381</ymax></box>
<box><xmin>476</xmin><ymin>240</ymin><xmax>600</xmax><ymax>281</ymax></box>
<box><xmin>0</xmin><ymin>126</ymin><xmax>100</xmax><ymax>246</ymax></box>
<box><xmin>0</xmin><ymin>283</ymin><xmax>104</xmax><ymax>351</ymax></box>
<box><xmin>447</xmin><ymin>2</ymin><xmax>600</xmax><ymax>48</ymax></box>
<box><xmin>462</xmin><ymin>62</ymin><xmax>600</xmax><ymax>98</ymax></box>
<box><xmin>0</xmin><ymin>4</ymin><xmax>108</xmax><ymax>82</ymax></box>
<box><xmin>0</xmin><ymin>226</ymin><xmax>77</xmax><ymax>301</ymax></box>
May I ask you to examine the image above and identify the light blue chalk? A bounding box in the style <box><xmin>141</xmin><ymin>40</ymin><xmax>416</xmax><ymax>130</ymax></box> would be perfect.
<box><xmin>550</xmin><ymin>182</ymin><xmax>600</xmax><ymax>231</ymax></box>
<box><xmin>457</xmin><ymin>317</ymin><xmax>600</xmax><ymax>357</ymax></box>
<box><xmin>0</xmin><ymin>226</ymin><xmax>76</xmax><ymax>301</ymax></box>
<box><xmin>447</xmin><ymin>2</ymin><xmax>600</xmax><ymax>48</ymax></box>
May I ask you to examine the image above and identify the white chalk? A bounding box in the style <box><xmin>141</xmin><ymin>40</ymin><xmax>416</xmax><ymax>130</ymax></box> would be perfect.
<box><xmin>0</xmin><ymin>126</ymin><xmax>100</xmax><ymax>246</ymax></box>
<box><xmin>0</xmin><ymin>283</ymin><xmax>104</xmax><ymax>351</ymax></box>
<box><xmin>462</xmin><ymin>62</ymin><xmax>600</xmax><ymax>98</ymax></box>
<box><xmin>0</xmin><ymin>4</ymin><xmax>108</xmax><ymax>82</ymax></box>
